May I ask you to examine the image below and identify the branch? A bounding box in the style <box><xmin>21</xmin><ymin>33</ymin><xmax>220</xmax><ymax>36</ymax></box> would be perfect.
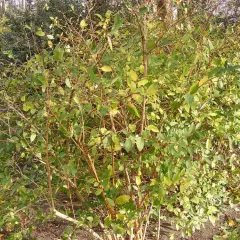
<box><xmin>54</xmin><ymin>209</ymin><xmax>103</xmax><ymax>240</ymax></box>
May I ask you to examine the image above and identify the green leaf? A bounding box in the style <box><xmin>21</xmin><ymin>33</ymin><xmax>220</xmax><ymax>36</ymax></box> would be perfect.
<box><xmin>136</xmin><ymin>136</ymin><xmax>144</xmax><ymax>152</ymax></box>
<box><xmin>207</xmin><ymin>206</ymin><xmax>218</xmax><ymax>215</ymax></box>
<box><xmin>101</xmin><ymin>65</ymin><xmax>112</xmax><ymax>72</ymax></box>
<box><xmin>58</xmin><ymin>86</ymin><xmax>65</xmax><ymax>95</ymax></box>
<box><xmin>124</xmin><ymin>138</ymin><xmax>133</xmax><ymax>152</ymax></box>
<box><xmin>95</xmin><ymin>188</ymin><xmax>102</xmax><ymax>196</ymax></box>
<box><xmin>147</xmin><ymin>39</ymin><xmax>156</xmax><ymax>51</ymax></box>
<box><xmin>99</xmin><ymin>105</ymin><xmax>110</xmax><ymax>116</ymax></box>
<box><xmin>159</xmin><ymin>38</ymin><xmax>172</xmax><ymax>47</ymax></box>
<box><xmin>171</xmin><ymin>100</ymin><xmax>181</xmax><ymax>111</ymax></box>
<box><xmin>127</xmin><ymin>103</ymin><xmax>140</xmax><ymax>118</ymax></box>
<box><xmin>185</xmin><ymin>94</ymin><xmax>194</xmax><ymax>105</ymax></box>
<box><xmin>36</xmin><ymin>28</ymin><xmax>45</xmax><ymax>37</ymax></box>
<box><xmin>189</xmin><ymin>82</ymin><xmax>199</xmax><ymax>94</ymax></box>
<box><xmin>106</xmin><ymin>198</ymin><xmax>115</xmax><ymax>207</ymax></box>
<box><xmin>53</xmin><ymin>47</ymin><xmax>64</xmax><ymax>61</ymax></box>
<box><xmin>95</xmin><ymin>14</ymin><xmax>103</xmax><ymax>20</ymax></box>
<box><xmin>111</xmin><ymin>13</ymin><xmax>123</xmax><ymax>33</ymax></box>
<box><xmin>146</xmin><ymin>125</ymin><xmax>159</xmax><ymax>133</ymax></box>
<box><xmin>112</xmin><ymin>224</ymin><xmax>125</xmax><ymax>234</ymax></box>
<box><xmin>139</xmin><ymin>7</ymin><xmax>148</xmax><ymax>14</ymax></box>
<box><xmin>114</xmin><ymin>13</ymin><xmax>122</xmax><ymax>28</ymax></box>
<box><xmin>23</xmin><ymin>102</ymin><xmax>33</xmax><ymax>112</ymax></box>
<box><xmin>115</xmin><ymin>195</ymin><xmax>130</xmax><ymax>205</ymax></box>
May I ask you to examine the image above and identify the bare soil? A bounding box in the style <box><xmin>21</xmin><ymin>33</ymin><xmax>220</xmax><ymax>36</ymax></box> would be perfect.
<box><xmin>31</xmin><ymin>205</ymin><xmax>240</xmax><ymax>240</ymax></box>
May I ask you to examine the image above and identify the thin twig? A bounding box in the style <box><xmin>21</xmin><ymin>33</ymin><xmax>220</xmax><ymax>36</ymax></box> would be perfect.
<box><xmin>142</xmin><ymin>204</ymin><xmax>153</xmax><ymax>240</ymax></box>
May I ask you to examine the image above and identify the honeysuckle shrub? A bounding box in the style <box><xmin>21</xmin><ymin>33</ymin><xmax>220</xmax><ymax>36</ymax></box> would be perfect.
<box><xmin>1</xmin><ymin>6</ymin><xmax>240</xmax><ymax>240</ymax></box>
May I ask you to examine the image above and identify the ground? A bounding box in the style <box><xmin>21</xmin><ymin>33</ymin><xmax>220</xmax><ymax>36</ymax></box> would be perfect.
<box><xmin>31</xmin><ymin>205</ymin><xmax>240</xmax><ymax>240</ymax></box>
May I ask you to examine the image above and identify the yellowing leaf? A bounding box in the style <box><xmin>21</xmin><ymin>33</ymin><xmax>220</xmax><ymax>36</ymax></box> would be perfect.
<box><xmin>206</xmin><ymin>139</ymin><xmax>211</xmax><ymax>150</ymax></box>
<box><xmin>138</xmin><ymin>79</ymin><xmax>148</xmax><ymax>86</ymax></box>
<box><xmin>116</xmin><ymin>213</ymin><xmax>125</xmax><ymax>220</ymax></box>
<box><xmin>127</xmin><ymin>103</ymin><xmax>140</xmax><ymax>118</ymax></box>
<box><xmin>146</xmin><ymin>83</ymin><xmax>157</xmax><ymax>95</ymax></box>
<box><xmin>80</xmin><ymin>19</ymin><xmax>88</xmax><ymax>28</ymax></box>
<box><xmin>199</xmin><ymin>76</ymin><xmax>209</xmax><ymax>86</ymax></box>
<box><xmin>115</xmin><ymin>195</ymin><xmax>130</xmax><ymax>205</ymax></box>
<box><xmin>110</xmin><ymin>108</ymin><xmax>119</xmax><ymax>116</ymax></box>
<box><xmin>146</xmin><ymin>125</ymin><xmax>159</xmax><ymax>132</ymax></box>
<box><xmin>228</xmin><ymin>219</ymin><xmax>235</xmax><ymax>226</ymax></box>
<box><xmin>58</xmin><ymin>86</ymin><xmax>65</xmax><ymax>95</ymax></box>
<box><xmin>101</xmin><ymin>65</ymin><xmax>112</xmax><ymax>72</ymax></box>
<box><xmin>129</xmin><ymin>70</ymin><xmax>138</xmax><ymax>81</ymax></box>
<box><xmin>73</xmin><ymin>95</ymin><xmax>80</xmax><ymax>105</ymax></box>
<box><xmin>136</xmin><ymin>176</ymin><xmax>141</xmax><ymax>186</ymax></box>
<box><xmin>48</xmin><ymin>40</ymin><xmax>53</xmax><ymax>48</ymax></box>
<box><xmin>107</xmin><ymin>36</ymin><xmax>113</xmax><ymax>51</ymax></box>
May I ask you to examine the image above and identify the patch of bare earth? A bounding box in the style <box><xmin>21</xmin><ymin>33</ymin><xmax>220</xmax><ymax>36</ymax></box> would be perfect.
<box><xmin>31</xmin><ymin>205</ymin><xmax>240</xmax><ymax>240</ymax></box>
<box><xmin>31</xmin><ymin>219</ymin><xmax>94</xmax><ymax>240</ymax></box>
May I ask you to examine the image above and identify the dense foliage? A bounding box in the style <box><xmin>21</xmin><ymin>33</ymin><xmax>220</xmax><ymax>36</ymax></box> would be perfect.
<box><xmin>0</xmin><ymin>1</ymin><xmax>240</xmax><ymax>240</ymax></box>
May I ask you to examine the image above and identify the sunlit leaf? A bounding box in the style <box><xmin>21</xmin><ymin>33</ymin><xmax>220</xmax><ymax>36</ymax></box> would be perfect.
<box><xmin>199</xmin><ymin>76</ymin><xmax>209</xmax><ymax>86</ymax></box>
<box><xmin>189</xmin><ymin>82</ymin><xmax>199</xmax><ymax>94</ymax></box>
<box><xmin>146</xmin><ymin>125</ymin><xmax>159</xmax><ymax>133</ymax></box>
<box><xmin>101</xmin><ymin>65</ymin><xmax>112</xmax><ymax>72</ymax></box>
<box><xmin>36</xmin><ymin>28</ymin><xmax>45</xmax><ymax>37</ymax></box>
<box><xmin>136</xmin><ymin>176</ymin><xmax>141</xmax><ymax>186</ymax></box>
<box><xmin>136</xmin><ymin>136</ymin><xmax>144</xmax><ymax>151</ymax></box>
<box><xmin>80</xmin><ymin>19</ymin><xmax>88</xmax><ymax>28</ymax></box>
<box><xmin>124</xmin><ymin>138</ymin><xmax>133</xmax><ymax>152</ymax></box>
<box><xmin>115</xmin><ymin>195</ymin><xmax>130</xmax><ymax>205</ymax></box>
<box><xmin>129</xmin><ymin>70</ymin><xmax>138</xmax><ymax>81</ymax></box>
<box><xmin>30</xmin><ymin>133</ymin><xmax>37</xmax><ymax>142</ymax></box>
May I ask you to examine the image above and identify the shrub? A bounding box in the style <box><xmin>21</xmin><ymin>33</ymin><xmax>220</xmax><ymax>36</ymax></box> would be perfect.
<box><xmin>1</xmin><ymin>4</ymin><xmax>240</xmax><ymax>240</ymax></box>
